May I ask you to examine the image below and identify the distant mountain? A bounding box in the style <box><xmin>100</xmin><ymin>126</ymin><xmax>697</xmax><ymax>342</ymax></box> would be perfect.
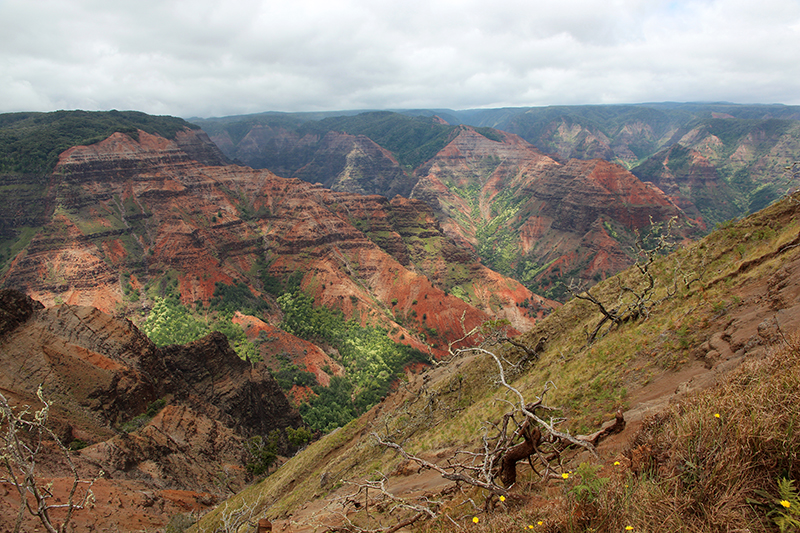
<box><xmin>630</xmin><ymin>117</ymin><xmax>800</xmax><ymax>225</ymax></box>
<box><xmin>0</xmin><ymin>110</ymin><xmax>207</xmax><ymax>244</ymax></box>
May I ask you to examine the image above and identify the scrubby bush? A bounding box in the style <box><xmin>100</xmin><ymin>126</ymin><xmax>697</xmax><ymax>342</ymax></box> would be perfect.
<box><xmin>244</xmin><ymin>432</ymin><xmax>279</xmax><ymax>476</ymax></box>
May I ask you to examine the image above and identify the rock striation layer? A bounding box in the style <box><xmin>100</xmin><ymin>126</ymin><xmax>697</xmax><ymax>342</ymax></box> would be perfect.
<box><xmin>411</xmin><ymin>127</ymin><xmax>697</xmax><ymax>297</ymax></box>
<box><xmin>1</xmin><ymin>128</ymin><xmax>551</xmax><ymax>352</ymax></box>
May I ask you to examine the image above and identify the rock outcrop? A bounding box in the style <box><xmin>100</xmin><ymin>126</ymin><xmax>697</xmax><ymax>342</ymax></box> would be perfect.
<box><xmin>0</xmin><ymin>289</ymin><xmax>302</xmax><ymax>531</ymax></box>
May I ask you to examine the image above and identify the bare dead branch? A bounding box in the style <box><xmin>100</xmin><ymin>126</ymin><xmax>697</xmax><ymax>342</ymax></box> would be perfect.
<box><xmin>565</xmin><ymin>216</ymin><xmax>692</xmax><ymax>344</ymax></box>
<box><xmin>372</xmin><ymin>434</ymin><xmax>509</xmax><ymax>497</ymax></box>
<box><xmin>313</xmin><ymin>473</ymin><xmax>437</xmax><ymax>533</ymax></box>
<box><xmin>1</xmin><ymin>387</ymin><xmax>102</xmax><ymax>533</ymax></box>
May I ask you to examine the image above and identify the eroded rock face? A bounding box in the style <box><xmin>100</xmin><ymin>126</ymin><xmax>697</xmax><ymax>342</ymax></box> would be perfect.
<box><xmin>0</xmin><ymin>290</ymin><xmax>302</xmax><ymax>531</ymax></box>
<box><xmin>162</xmin><ymin>332</ymin><xmax>302</xmax><ymax>438</ymax></box>
<box><xmin>412</xmin><ymin>127</ymin><xmax>697</xmax><ymax>296</ymax></box>
<box><xmin>631</xmin><ymin>143</ymin><xmax>740</xmax><ymax>226</ymax></box>
<box><xmin>232</xmin><ymin>312</ymin><xmax>342</xmax><ymax>387</ymax></box>
<box><xmin>0</xmin><ymin>297</ymin><xmax>163</xmax><ymax>434</ymax></box>
<box><xmin>1</xmin><ymin>127</ymin><xmax>549</xmax><ymax>342</ymax></box>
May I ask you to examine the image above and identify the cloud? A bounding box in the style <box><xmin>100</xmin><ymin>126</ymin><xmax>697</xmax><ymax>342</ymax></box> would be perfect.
<box><xmin>1</xmin><ymin>0</ymin><xmax>799</xmax><ymax>117</ymax></box>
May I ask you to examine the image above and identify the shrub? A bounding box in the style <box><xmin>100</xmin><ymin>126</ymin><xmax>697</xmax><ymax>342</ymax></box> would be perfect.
<box><xmin>287</xmin><ymin>426</ymin><xmax>313</xmax><ymax>448</ymax></box>
<box><xmin>244</xmin><ymin>432</ymin><xmax>279</xmax><ymax>477</ymax></box>
<box><xmin>142</xmin><ymin>297</ymin><xmax>209</xmax><ymax>347</ymax></box>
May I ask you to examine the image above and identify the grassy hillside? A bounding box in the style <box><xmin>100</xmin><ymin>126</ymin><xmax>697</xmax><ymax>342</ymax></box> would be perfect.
<box><xmin>192</xmin><ymin>191</ymin><xmax>800</xmax><ymax>532</ymax></box>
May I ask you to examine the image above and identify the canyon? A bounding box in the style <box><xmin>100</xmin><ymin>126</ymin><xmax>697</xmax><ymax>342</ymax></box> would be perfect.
<box><xmin>3</xmin><ymin>107</ymin><xmax>800</xmax><ymax>531</ymax></box>
<box><xmin>206</xmin><ymin>115</ymin><xmax>701</xmax><ymax>299</ymax></box>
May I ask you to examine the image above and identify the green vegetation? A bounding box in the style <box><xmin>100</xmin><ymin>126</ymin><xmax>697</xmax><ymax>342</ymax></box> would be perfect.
<box><xmin>705</xmin><ymin>117</ymin><xmax>793</xmax><ymax>148</ymax></box>
<box><xmin>286</xmin><ymin>426</ymin><xmax>313</xmax><ymax>447</ymax></box>
<box><xmin>141</xmin><ymin>294</ymin><xmax>259</xmax><ymax>362</ymax></box>
<box><xmin>142</xmin><ymin>296</ymin><xmax>209</xmax><ymax>347</ymax></box>
<box><xmin>119</xmin><ymin>398</ymin><xmax>167</xmax><ymax>433</ymax></box>
<box><xmin>244</xmin><ymin>432</ymin><xmax>279</xmax><ymax>476</ymax></box>
<box><xmin>272</xmin><ymin>352</ymin><xmax>318</xmax><ymax>390</ymax></box>
<box><xmin>0</xmin><ymin>110</ymin><xmax>197</xmax><ymax>174</ymax></box>
<box><xmin>277</xmin><ymin>290</ymin><xmax>430</xmax><ymax>432</ymax></box>
<box><xmin>559</xmin><ymin>337</ymin><xmax>800</xmax><ymax>532</ymax></box>
<box><xmin>473</xmin><ymin>127</ymin><xmax>504</xmax><ymax>142</ymax></box>
<box><xmin>299</xmin><ymin>377</ymin><xmax>358</xmax><ymax>433</ymax></box>
<box><xmin>140</xmin><ymin>276</ymin><xmax>429</xmax><ymax>433</ymax></box>
<box><xmin>0</xmin><ymin>226</ymin><xmax>39</xmax><ymax>275</ymax></box>
<box><xmin>259</xmin><ymin>259</ymin><xmax>304</xmax><ymax>296</ymax></box>
<box><xmin>210</xmin><ymin>280</ymin><xmax>270</xmax><ymax>315</ymax></box>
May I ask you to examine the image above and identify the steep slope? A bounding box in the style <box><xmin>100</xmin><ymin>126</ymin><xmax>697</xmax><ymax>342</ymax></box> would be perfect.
<box><xmin>0</xmin><ymin>289</ymin><xmax>303</xmax><ymax>532</ymax></box>
<box><xmin>194</xmin><ymin>189</ymin><xmax>800</xmax><ymax>533</ymax></box>
<box><xmin>0</xmin><ymin>110</ymin><xmax>206</xmax><ymax>271</ymax></box>
<box><xmin>218</xmin><ymin>124</ymin><xmax>417</xmax><ymax>198</ymax></box>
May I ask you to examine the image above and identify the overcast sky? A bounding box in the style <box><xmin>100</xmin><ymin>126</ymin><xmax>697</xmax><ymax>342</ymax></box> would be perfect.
<box><xmin>2</xmin><ymin>0</ymin><xmax>800</xmax><ymax>118</ymax></box>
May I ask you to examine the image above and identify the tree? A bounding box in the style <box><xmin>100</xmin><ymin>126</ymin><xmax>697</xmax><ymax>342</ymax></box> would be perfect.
<box><xmin>0</xmin><ymin>387</ymin><xmax>101</xmax><ymax>533</ymax></box>
<box><xmin>566</xmin><ymin>216</ymin><xmax>686</xmax><ymax>344</ymax></box>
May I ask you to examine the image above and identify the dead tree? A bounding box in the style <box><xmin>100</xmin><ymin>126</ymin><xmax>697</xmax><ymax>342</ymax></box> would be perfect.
<box><xmin>567</xmin><ymin>216</ymin><xmax>681</xmax><ymax>344</ymax></box>
<box><xmin>374</xmin><ymin>340</ymin><xmax>622</xmax><ymax>507</ymax></box>
<box><xmin>198</xmin><ymin>498</ymin><xmax>262</xmax><ymax>533</ymax></box>
<box><xmin>317</xmin><ymin>474</ymin><xmax>439</xmax><ymax>533</ymax></box>
<box><xmin>0</xmin><ymin>387</ymin><xmax>102</xmax><ymax>533</ymax></box>
<box><xmin>445</xmin><ymin>316</ymin><xmax>546</xmax><ymax>374</ymax></box>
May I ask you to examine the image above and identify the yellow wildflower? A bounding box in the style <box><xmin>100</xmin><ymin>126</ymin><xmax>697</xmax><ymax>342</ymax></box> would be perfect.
<box><xmin>499</xmin><ymin>495</ymin><xmax>506</xmax><ymax>502</ymax></box>
<box><xmin>714</xmin><ymin>413</ymin><xmax>721</xmax><ymax>418</ymax></box>
<box><xmin>780</xmin><ymin>499</ymin><xmax>791</xmax><ymax>508</ymax></box>
<box><xmin>614</xmin><ymin>461</ymin><xmax>621</xmax><ymax>466</ymax></box>
<box><xmin>562</xmin><ymin>472</ymin><xmax>570</xmax><ymax>479</ymax></box>
<box><xmin>473</xmin><ymin>517</ymin><xmax>479</xmax><ymax>524</ymax></box>
<box><xmin>625</xmin><ymin>527</ymin><xmax>634</xmax><ymax>531</ymax></box>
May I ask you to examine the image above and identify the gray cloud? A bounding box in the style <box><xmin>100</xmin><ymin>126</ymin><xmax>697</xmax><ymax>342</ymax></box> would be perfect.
<box><xmin>1</xmin><ymin>0</ymin><xmax>799</xmax><ymax>117</ymax></box>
